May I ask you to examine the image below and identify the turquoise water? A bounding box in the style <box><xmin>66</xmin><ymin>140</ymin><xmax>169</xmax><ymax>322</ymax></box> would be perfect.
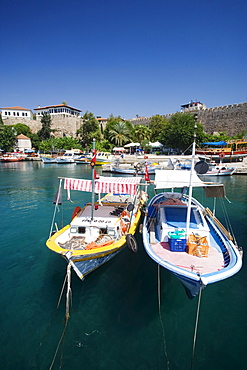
<box><xmin>0</xmin><ymin>161</ymin><xmax>246</xmax><ymax>370</ymax></box>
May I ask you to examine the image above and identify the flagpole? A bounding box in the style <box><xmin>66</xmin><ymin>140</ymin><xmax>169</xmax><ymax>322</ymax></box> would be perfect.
<box><xmin>91</xmin><ymin>138</ymin><xmax>96</xmax><ymax>220</ymax></box>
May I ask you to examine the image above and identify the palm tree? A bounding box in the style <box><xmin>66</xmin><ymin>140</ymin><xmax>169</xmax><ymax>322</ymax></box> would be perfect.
<box><xmin>134</xmin><ymin>125</ymin><xmax>152</xmax><ymax>142</ymax></box>
<box><xmin>108</xmin><ymin>121</ymin><xmax>132</xmax><ymax>147</ymax></box>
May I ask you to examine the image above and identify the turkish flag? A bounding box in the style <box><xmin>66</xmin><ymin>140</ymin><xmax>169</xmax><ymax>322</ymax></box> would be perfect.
<box><xmin>145</xmin><ymin>163</ymin><xmax>150</xmax><ymax>182</ymax></box>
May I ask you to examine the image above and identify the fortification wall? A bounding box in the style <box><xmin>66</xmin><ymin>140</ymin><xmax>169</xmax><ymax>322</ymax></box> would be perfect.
<box><xmin>2</xmin><ymin>116</ymin><xmax>82</xmax><ymax>137</ymax></box>
<box><xmin>129</xmin><ymin>102</ymin><xmax>247</xmax><ymax>136</ymax></box>
<box><xmin>3</xmin><ymin>101</ymin><xmax>247</xmax><ymax>137</ymax></box>
<box><xmin>197</xmin><ymin>102</ymin><xmax>247</xmax><ymax>135</ymax></box>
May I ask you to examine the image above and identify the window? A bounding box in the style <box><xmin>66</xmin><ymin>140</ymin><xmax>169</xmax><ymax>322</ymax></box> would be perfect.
<box><xmin>17</xmin><ymin>112</ymin><xmax>19</xmax><ymax>116</ymax></box>
<box><xmin>13</xmin><ymin>112</ymin><xmax>16</xmax><ymax>116</ymax></box>
<box><xmin>78</xmin><ymin>227</ymin><xmax>86</xmax><ymax>234</ymax></box>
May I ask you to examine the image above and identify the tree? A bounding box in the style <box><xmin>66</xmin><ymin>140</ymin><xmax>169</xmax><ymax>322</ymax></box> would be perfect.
<box><xmin>149</xmin><ymin>115</ymin><xmax>168</xmax><ymax>142</ymax></box>
<box><xmin>13</xmin><ymin>123</ymin><xmax>32</xmax><ymax>137</ymax></box>
<box><xmin>37</xmin><ymin>113</ymin><xmax>52</xmax><ymax>141</ymax></box>
<box><xmin>163</xmin><ymin>113</ymin><xmax>205</xmax><ymax>152</ymax></box>
<box><xmin>38</xmin><ymin>137</ymin><xmax>82</xmax><ymax>152</ymax></box>
<box><xmin>108</xmin><ymin>121</ymin><xmax>132</xmax><ymax>147</ymax></box>
<box><xmin>0</xmin><ymin>126</ymin><xmax>16</xmax><ymax>152</ymax></box>
<box><xmin>133</xmin><ymin>125</ymin><xmax>152</xmax><ymax>143</ymax></box>
<box><xmin>76</xmin><ymin>111</ymin><xmax>102</xmax><ymax>149</ymax></box>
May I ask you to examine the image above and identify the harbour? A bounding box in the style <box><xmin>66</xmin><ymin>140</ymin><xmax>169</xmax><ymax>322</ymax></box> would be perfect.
<box><xmin>0</xmin><ymin>161</ymin><xmax>246</xmax><ymax>370</ymax></box>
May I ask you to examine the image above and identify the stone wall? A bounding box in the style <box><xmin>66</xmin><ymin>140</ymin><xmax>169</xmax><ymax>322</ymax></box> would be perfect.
<box><xmin>2</xmin><ymin>115</ymin><xmax>82</xmax><ymax>137</ymax></box>
<box><xmin>129</xmin><ymin>102</ymin><xmax>247</xmax><ymax>136</ymax></box>
<box><xmin>196</xmin><ymin>102</ymin><xmax>247</xmax><ymax>135</ymax></box>
<box><xmin>3</xmin><ymin>101</ymin><xmax>247</xmax><ymax>137</ymax></box>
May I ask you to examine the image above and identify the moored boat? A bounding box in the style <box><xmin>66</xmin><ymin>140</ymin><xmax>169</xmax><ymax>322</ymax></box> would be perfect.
<box><xmin>86</xmin><ymin>151</ymin><xmax>114</xmax><ymax>165</ymax></box>
<box><xmin>196</xmin><ymin>139</ymin><xmax>247</xmax><ymax>162</ymax></box>
<box><xmin>0</xmin><ymin>153</ymin><xmax>25</xmax><ymax>162</ymax></box>
<box><xmin>103</xmin><ymin>160</ymin><xmax>162</xmax><ymax>175</ymax></box>
<box><xmin>56</xmin><ymin>149</ymin><xmax>82</xmax><ymax>163</ymax></box>
<box><xmin>199</xmin><ymin>162</ymin><xmax>236</xmax><ymax>176</ymax></box>
<box><xmin>74</xmin><ymin>155</ymin><xmax>90</xmax><ymax>164</ymax></box>
<box><xmin>142</xmin><ymin>130</ymin><xmax>242</xmax><ymax>298</ymax></box>
<box><xmin>46</xmin><ymin>150</ymin><xmax>148</xmax><ymax>280</ymax></box>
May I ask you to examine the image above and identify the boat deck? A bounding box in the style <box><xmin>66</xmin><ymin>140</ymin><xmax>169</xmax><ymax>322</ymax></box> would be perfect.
<box><xmin>151</xmin><ymin>242</ymin><xmax>225</xmax><ymax>275</ymax></box>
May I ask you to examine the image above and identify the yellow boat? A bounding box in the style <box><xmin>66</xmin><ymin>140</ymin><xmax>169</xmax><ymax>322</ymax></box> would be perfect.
<box><xmin>46</xmin><ymin>175</ymin><xmax>148</xmax><ymax>280</ymax></box>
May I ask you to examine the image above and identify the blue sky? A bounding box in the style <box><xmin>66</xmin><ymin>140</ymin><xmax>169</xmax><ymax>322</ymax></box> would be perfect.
<box><xmin>1</xmin><ymin>0</ymin><xmax>246</xmax><ymax>119</ymax></box>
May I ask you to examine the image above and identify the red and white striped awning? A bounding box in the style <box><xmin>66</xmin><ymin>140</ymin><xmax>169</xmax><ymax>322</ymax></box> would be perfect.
<box><xmin>64</xmin><ymin>176</ymin><xmax>141</xmax><ymax>195</ymax></box>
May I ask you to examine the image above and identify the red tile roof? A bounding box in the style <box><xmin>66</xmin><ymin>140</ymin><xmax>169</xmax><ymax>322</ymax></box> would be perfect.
<box><xmin>0</xmin><ymin>106</ymin><xmax>31</xmax><ymax>111</ymax></box>
<box><xmin>16</xmin><ymin>134</ymin><xmax>30</xmax><ymax>139</ymax></box>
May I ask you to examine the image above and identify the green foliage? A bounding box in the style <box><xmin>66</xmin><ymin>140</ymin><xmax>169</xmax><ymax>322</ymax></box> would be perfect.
<box><xmin>37</xmin><ymin>113</ymin><xmax>52</xmax><ymax>141</ymax></box>
<box><xmin>107</xmin><ymin>121</ymin><xmax>132</xmax><ymax>147</ymax></box>
<box><xmin>39</xmin><ymin>137</ymin><xmax>82</xmax><ymax>152</ymax></box>
<box><xmin>149</xmin><ymin>115</ymin><xmax>168</xmax><ymax>142</ymax></box>
<box><xmin>104</xmin><ymin>115</ymin><xmax>125</xmax><ymax>141</ymax></box>
<box><xmin>77</xmin><ymin>111</ymin><xmax>102</xmax><ymax>149</ymax></box>
<box><xmin>163</xmin><ymin>113</ymin><xmax>205</xmax><ymax>152</ymax></box>
<box><xmin>0</xmin><ymin>126</ymin><xmax>16</xmax><ymax>152</ymax></box>
<box><xmin>133</xmin><ymin>125</ymin><xmax>152</xmax><ymax>142</ymax></box>
<box><xmin>29</xmin><ymin>133</ymin><xmax>40</xmax><ymax>150</ymax></box>
<box><xmin>13</xmin><ymin>123</ymin><xmax>32</xmax><ymax>137</ymax></box>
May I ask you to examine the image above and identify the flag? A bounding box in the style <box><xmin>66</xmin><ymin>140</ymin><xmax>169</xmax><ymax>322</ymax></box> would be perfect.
<box><xmin>144</xmin><ymin>163</ymin><xmax>150</xmax><ymax>182</ymax></box>
<box><xmin>52</xmin><ymin>187</ymin><xmax>62</xmax><ymax>205</ymax></box>
<box><xmin>90</xmin><ymin>148</ymin><xmax>97</xmax><ymax>179</ymax></box>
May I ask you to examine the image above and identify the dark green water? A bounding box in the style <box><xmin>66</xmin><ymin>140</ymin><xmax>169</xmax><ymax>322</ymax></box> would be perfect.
<box><xmin>0</xmin><ymin>161</ymin><xmax>246</xmax><ymax>370</ymax></box>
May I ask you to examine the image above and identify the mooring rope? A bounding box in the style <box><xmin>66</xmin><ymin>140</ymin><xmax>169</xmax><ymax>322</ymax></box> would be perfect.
<box><xmin>190</xmin><ymin>285</ymin><xmax>202</xmax><ymax>370</ymax></box>
<box><xmin>49</xmin><ymin>262</ymin><xmax>72</xmax><ymax>370</ymax></box>
<box><xmin>157</xmin><ymin>264</ymin><xmax>170</xmax><ymax>370</ymax></box>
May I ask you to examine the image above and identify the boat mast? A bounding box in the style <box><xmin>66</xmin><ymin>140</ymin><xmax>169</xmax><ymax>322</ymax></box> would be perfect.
<box><xmin>91</xmin><ymin>138</ymin><xmax>96</xmax><ymax>220</ymax></box>
<box><xmin>186</xmin><ymin>115</ymin><xmax>198</xmax><ymax>237</ymax></box>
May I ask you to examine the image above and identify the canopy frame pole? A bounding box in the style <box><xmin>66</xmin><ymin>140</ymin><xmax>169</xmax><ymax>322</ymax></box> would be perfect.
<box><xmin>91</xmin><ymin>139</ymin><xmax>96</xmax><ymax>220</ymax></box>
<box><xmin>186</xmin><ymin>117</ymin><xmax>198</xmax><ymax>238</ymax></box>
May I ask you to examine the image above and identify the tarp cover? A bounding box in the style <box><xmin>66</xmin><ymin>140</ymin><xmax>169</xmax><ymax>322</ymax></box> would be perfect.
<box><xmin>154</xmin><ymin>169</ymin><xmax>206</xmax><ymax>189</ymax></box>
<box><xmin>201</xmin><ymin>141</ymin><xmax>227</xmax><ymax>146</ymax></box>
<box><xmin>203</xmin><ymin>184</ymin><xmax>225</xmax><ymax>198</ymax></box>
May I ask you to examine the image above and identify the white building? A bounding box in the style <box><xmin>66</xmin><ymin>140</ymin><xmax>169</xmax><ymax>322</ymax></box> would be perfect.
<box><xmin>15</xmin><ymin>134</ymin><xmax>32</xmax><ymax>152</ymax></box>
<box><xmin>181</xmin><ymin>101</ymin><xmax>206</xmax><ymax>112</ymax></box>
<box><xmin>34</xmin><ymin>104</ymin><xmax>81</xmax><ymax>117</ymax></box>
<box><xmin>0</xmin><ymin>106</ymin><xmax>33</xmax><ymax>119</ymax></box>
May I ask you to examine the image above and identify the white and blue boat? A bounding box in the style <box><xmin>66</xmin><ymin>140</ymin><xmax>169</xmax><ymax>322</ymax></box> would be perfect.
<box><xmin>142</xmin><ymin>134</ymin><xmax>242</xmax><ymax>298</ymax></box>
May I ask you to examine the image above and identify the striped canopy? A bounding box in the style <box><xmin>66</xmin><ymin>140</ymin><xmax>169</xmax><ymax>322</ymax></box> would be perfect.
<box><xmin>64</xmin><ymin>176</ymin><xmax>141</xmax><ymax>195</ymax></box>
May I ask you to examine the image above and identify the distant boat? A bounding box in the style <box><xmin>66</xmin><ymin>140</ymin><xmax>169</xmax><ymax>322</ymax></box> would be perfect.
<box><xmin>196</xmin><ymin>140</ymin><xmax>247</xmax><ymax>162</ymax></box>
<box><xmin>74</xmin><ymin>155</ymin><xmax>90</xmax><ymax>164</ymax></box>
<box><xmin>41</xmin><ymin>156</ymin><xmax>58</xmax><ymax>164</ymax></box>
<box><xmin>0</xmin><ymin>153</ymin><xmax>25</xmax><ymax>162</ymax></box>
<box><xmin>56</xmin><ymin>149</ymin><xmax>82</xmax><ymax>163</ymax></box>
<box><xmin>41</xmin><ymin>149</ymin><xmax>82</xmax><ymax>164</ymax></box>
<box><xmin>105</xmin><ymin>161</ymin><xmax>162</xmax><ymax>175</ymax></box>
<box><xmin>86</xmin><ymin>151</ymin><xmax>114</xmax><ymax>165</ymax></box>
<box><xmin>199</xmin><ymin>162</ymin><xmax>236</xmax><ymax>176</ymax></box>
